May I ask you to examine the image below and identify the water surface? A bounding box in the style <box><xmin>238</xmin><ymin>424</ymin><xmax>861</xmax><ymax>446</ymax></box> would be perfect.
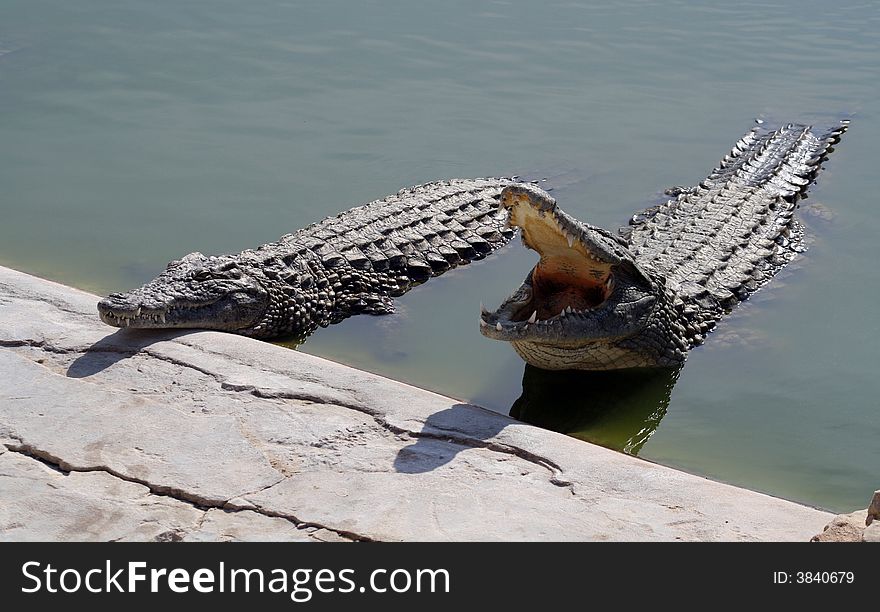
<box><xmin>2</xmin><ymin>0</ymin><xmax>877</xmax><ymax>512</ymax></box>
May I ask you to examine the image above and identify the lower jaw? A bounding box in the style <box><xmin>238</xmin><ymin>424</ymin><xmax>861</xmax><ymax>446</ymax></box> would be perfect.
<box><xmin>511</xmin><ymin>339</ymin><xmax>653</xmax><ymax>371</ymax></box>
<box><xmin>511</xmin><ymin>292</ymin><xmax>610</xmax><ymax>324</ymax></box>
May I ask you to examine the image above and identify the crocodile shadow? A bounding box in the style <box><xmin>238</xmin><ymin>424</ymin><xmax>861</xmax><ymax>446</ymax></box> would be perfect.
<box><xmin>67</xmin><ymin>329</ymin><xmax>197</xmax><ymax>378</ymax></box>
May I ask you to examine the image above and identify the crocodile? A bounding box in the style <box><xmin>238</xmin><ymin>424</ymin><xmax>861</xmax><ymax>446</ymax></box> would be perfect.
<box><xmin>98</xmin><ymin>178</ymin><xmax>517</xmax><ymax>338</ymax></box>
<box><xmin>98</xmin><ymin>120</ymin><xmax>847</xmax><ymax>371</ymax></box>
<box><xmin>479</xmin><ymin>121</ymin><xmax>848</xmax><ymax>369</ymax></box>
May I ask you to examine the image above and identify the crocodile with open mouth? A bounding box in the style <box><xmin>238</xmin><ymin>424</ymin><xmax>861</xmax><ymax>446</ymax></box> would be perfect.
<box><xmin>479</xmin><ymin>121</ymin><xmax>847</xmax><ymax>369</ymax></box>
<box><xmin>99</xmin><ymin>121</ymin><xmax>846</xmax><ymax>371</ymax></box>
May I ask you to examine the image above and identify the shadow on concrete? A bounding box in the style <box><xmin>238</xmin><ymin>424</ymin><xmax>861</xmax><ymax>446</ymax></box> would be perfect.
<box><xmin>393</xmin><ymin>403</ymin><xmax>509</xmax><ymax>474</ymax></box>
<box><xmin>394</xmin><ymin>363</ymin><xmax>683</xmax><ymax>473</ymax></box>
<box><xmin>67</xmin><ymin>329</ymin><xmax>196</xmax><ymax>378</ymax></box>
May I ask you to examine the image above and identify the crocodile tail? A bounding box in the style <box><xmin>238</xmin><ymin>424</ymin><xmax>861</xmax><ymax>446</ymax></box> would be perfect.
<box><xmin>627</xmin><ymin>120</ymin><xmax>848</xmax><ymax>321</ymax></box>
<box><xmin>276</xmin><ymin>178</ymin><xmax>516</xmax><ymax>297</ymax></box>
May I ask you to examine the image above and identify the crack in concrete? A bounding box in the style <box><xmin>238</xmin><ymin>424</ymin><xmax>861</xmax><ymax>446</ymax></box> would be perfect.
<box><xmin>233</xmin><ymin>419</ymin><xmax>300</xmax><ymax>482</ymax></box>
<box><xmin>141</xmin><ymin>348</ymin><xmax>229</xmax><ymax>380</ymax></box>
<box><xmin>223</xmin><ymin>498</ymin><xmax>372</xmax><ymax>542</ymax></box>
<box><xmin>376</xmin><ymin>417</ymin><xmax>572</xmax><ymax>487</ymax></box>
<box><xmin>5</xmin><ymin>335</ymin><xmax>570</xmax><ymax>489</ymax></box>
<box><xmin>193</xmin><ymin>509</ymin><xmax>211</xmax><ymax>532</ymax></box>
<box><xmin>2</xmin><ymin>442</ymin><xmax>361</xmax><ymax>542</ymax></box>
<box><xmin>230</xmin><ymin>382</ymin><xmax>570</xmax><ymax>486</ymax></box>
<box><xmin>189</xmin><ymin>366</ymin><xmax>569</xmax><ymax>484</ymax></box>
<box><xmin>174</xmin><ymin>338</ymin><xmax>339</xmax><ymax>387</ymax></box>
<box><xmin>223</xmin><ymin>382</ymin><xmax>374</xmax><ymax>414</ymax></box>
<box><xmin>5</xmin><ymin>441</ymin><xmax>224</xmax><ymax>506</ymax></box>
<box><xmin>0</xmin><ymin>338</ymin><xmax>77</xmax><ymax>354</ymax></box>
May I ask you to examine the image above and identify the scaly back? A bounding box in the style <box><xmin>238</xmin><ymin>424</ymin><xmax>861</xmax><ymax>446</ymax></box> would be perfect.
<box><xmin>246</xmin><ymin>178</ymin><xmax>514</xmax><ymax>283</ymax></box>
<box><xmin>626</xmin><ymin>121</ymin><xmax>847</xmax><ymax>321</ymax></box>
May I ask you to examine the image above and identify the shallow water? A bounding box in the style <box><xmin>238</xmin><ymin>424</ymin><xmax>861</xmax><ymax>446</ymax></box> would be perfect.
<box><xmin>2</xmin><ymin>0</ymin><xmax>877</xmax><ymax>512</ymax></box>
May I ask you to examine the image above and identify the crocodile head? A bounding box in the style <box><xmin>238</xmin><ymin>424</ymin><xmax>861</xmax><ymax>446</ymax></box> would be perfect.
<box><xmin>98</xmin><ymin>252</ymin><xmax>270</xmax><ymax>333</ymax></box>
<box><xmin>479</xmin><ymin>184</ymin><xmax>664</xmax><ymax>370</ymax></box>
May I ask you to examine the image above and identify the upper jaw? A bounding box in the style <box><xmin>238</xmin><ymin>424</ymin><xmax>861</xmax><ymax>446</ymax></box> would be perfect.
<box><xmin>499</xmin><ymin>184</ymin><xmax>632</xmax><ymax>267</ymax></box>
<box><xmin>480</xmin><ymin>185</ymin><xmax>632</xmax><ymax>341</ymax></box>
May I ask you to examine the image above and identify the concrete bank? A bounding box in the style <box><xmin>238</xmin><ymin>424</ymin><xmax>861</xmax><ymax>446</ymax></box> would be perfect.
<box><xmin>0</xmin><ymin>265</ymin><xmax>831</xmax><ymax>541</ymax></box>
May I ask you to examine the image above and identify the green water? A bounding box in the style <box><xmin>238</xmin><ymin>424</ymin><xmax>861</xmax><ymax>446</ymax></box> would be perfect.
<box><xmin>2</xmin><ymin>0</ymin><xmax>877</xmax><ymax>512</ymax></box>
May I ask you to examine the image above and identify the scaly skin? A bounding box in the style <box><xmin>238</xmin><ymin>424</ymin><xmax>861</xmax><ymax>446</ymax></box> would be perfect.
<box><xmin>98</xmin><ymin>178</ymin><xmax>515</xmax><ymax>339</ymax></box>
<box><xmin>479</xmin><ymin>121</ymin><xmax>848</xmax><ymax>370</ymax></box>
<box><xmin>99</xmin><ymin>121</ymin><xmax>847</xmax><ymax>371</ymax></box>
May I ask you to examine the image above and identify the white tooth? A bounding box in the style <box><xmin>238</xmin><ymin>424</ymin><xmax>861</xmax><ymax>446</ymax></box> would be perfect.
<box><xmin>479</xmin><ymin>317</ymin><xmax>488</xmax><ymax>328</ymax></box>
<box><xmin>567</xmin><ymin>234</ymin><xmax>574</xmax><ymax>248</ymax></box>
<box><xmin>135</xmin><ymin>307</ymin><xmax>141</xmax><ymax>317</ymax></box>
<box><xmin>480</xmin><ymin>302</ymin><xmax>490</xmax><ymax>315</ymax></box>
<box><xmin>496</xmin><ymin>322</ymin><xmax>503</xmax><ymax>332</ymax></box>
<box><xmin>566</xmin><ymin>306</ymin><xmax>572</xmax><ymax>314</ymax></box>
<box><xmin>160</xmin><ymin>313</ymin><xmax>166</xmax><ymax>323</ymax></box>
<box><xmin>528</xmin><ymin>310</ymin><xmax>537</xmax><ymax>324</ymax></box>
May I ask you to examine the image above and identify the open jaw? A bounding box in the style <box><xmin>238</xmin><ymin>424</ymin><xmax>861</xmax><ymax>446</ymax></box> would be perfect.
<box><xmin>479</xmin><ymin>184</ymin><xmax>624</xmax><ymax>343</ymax></box>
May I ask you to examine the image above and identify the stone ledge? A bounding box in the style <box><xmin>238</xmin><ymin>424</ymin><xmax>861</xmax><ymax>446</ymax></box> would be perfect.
<box><xmin>0</xmin><ymin>265</ymin><xmax>832</xmax><ymax>541</ymax></box>
<box><xmin>811</xmin><ymin>491</ymin><xmax>880</xmax><ymax>542</ymax></box>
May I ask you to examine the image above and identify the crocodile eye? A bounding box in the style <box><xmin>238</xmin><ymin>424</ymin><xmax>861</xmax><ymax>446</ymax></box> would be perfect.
<box><xmin>192</xmin><ymin>269</ymin><xmax>211</xmax><ymax>281</ymax></box>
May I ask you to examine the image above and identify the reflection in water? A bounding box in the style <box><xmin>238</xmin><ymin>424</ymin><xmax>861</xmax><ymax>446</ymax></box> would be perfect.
<box><xmin>276</xmin><ymin>334</ymin><xmax>308</xmax><ymax>351</ymax></box>
<box><xmin>510</xmin><ymin>364</ymin><xmax>682</xmax><ymax>455</ymax></box>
